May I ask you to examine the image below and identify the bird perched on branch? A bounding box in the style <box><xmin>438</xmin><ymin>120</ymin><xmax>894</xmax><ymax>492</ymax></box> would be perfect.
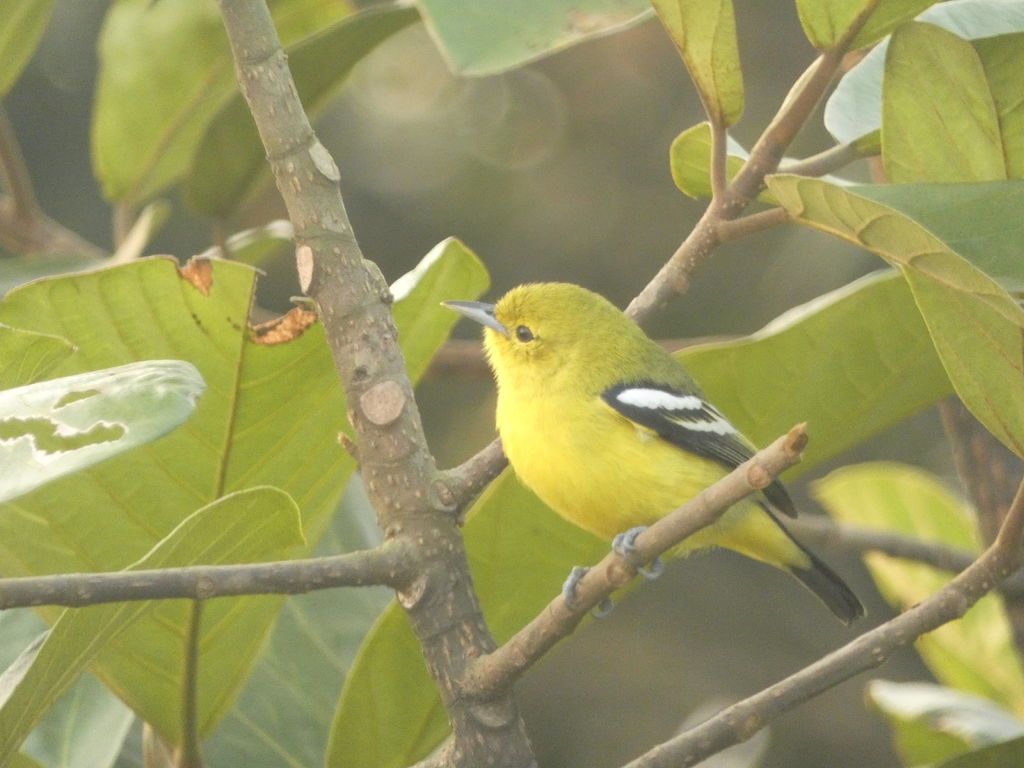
<box><xmin>445</xmin><ymin>282</ymin><xmax>863</xmax><ymax>624</ymax></box>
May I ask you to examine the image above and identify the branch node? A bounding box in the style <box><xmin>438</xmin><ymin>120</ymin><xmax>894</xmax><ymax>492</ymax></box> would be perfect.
<box><xmin>397</xmin><ymin>572</ymin><xmax>429</xmax><ymax>610</ymax></box>
<box><xmin>308</xmin><ymin>141</ymin><xmax>341</xmax><ymax>182</ymax></box>
<box><xmin>429</xmin><ymin>478</ymin><xmax>459</xmax><ymax>514</ymax></box>
<box><xmin>338</xmin><ymin>432</ymin><xmax>360</xmax><ymax>462</ymax></box>
<box><xmin>467</xmin><ymin>699</ymin><xmax>519</xmax><ymax>730</ymax></box>
<box><xmin>296</xmin><ymin>244</ymin><xmax>314</xmax><ymax>293</ymax></box>
<box><xmin>785</xmin><ymin>423</ymin><xmax>808</xmax><ymax>455</ymax></box>
<box><xmin>195</xmin><ymin>576</ymin><xmax>216</xmax><ymax>599</ymax></box>
<box><xmin>360</xmin><ymin>380</ymin><xmax>406</xmax><ymax>426</ymax></box>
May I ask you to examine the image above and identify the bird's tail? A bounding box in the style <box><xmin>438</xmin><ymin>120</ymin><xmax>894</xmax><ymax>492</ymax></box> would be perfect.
<box><xmin>758</xmin><ymin>502</ymin><xmax>865</xmax><ymax>625</ymax></box>
<box><xmin>787</xmin><ymin>549</ymin><xmax>865</xmax><ymax>625</ymax></box>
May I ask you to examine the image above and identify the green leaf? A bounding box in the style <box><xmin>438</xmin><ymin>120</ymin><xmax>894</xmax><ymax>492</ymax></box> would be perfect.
<box><xmin>0</xmin><ymin>240</ymin><xmax>488</xmax><ymax>747</ymax></box>
<box><xmin>868</xmin><ymin>680</ymin><xmax>1024</xmax><ymax>766</ymax></box>
<box><xmin>825</xmin><ymin>1</ymin><xmax>1024</xmax><ymax>146</ymax></box>
<box><xmin>327</xmin><ymin>472</ymin><xmax>608</xmax><ymax>768</ymax></box>
<box><xmin>0</xmin><ymin>325</ymin><xmax>75</xmax><ymax>390</ymax></box>
<box><xmin>0</xmin><ymin>255</ymin><xmax>107</xmax><ymax>297</ymax></box>
<box><xmin>939</xmin><ymin>736</ymin><xmax>1024</xmax><ymax>768</ymax></box>
<box><xmin>0</xmin><ymin>258</ymin><xmax>348</xmax><ymax>741</ymax></box>
<box><xmin>0</xmin><ymin>360</ymin><xmax>205</xmax><ymax>503</ymax></box>
<box><xmin>327</xmin><ymin>605</ymin><xmax>445</xmax><ymax>768</ymax></box>
<box><xmin>201</xmin><ymin>481</ymin><xmax>390</xmax><ymax>768</ymax></box>
<box><xmin>0</xmin><ymin>611</ymin><xmax>125</xmax><ymax>768</ymax></box>
<box><xmin>0</xmin><ymin>487</ymin><xmax>302</xmax><ymax>763</ymax></box>
<box><xmin>92</xmin><ymin>0</ymin><xmax>352</xmax><ymax>205</ymax></box>
<box><xmin>201</xmin><ymin>240</ymin><xmax>486</xmax><ymax>766</ymax></box>
<box><xmin>651</xmin><ymin>0</ymin><xmax>743</xmax><ymax>126</ymax></box>
<box><xmin>768</xmin><ymin>175</ymin><xmax>1024</xmax><ymax>458</ymax></box>
<box><xmin>668</xmin><ymin>121</ymin><xmax>850</xmax><ymax>201</ymax></box>
<box><xmin>390</xmin><ymin>238</ymin><xmax>489</xmax><ymax>382</ymax></box>
<box><xmin>851</xmin><ymin>181</ymin><xmax>1024</xmax><ymax>284</ymax></box>
<box><xmin>883</xmin><ymin>22</ymin><xmax>1005</xmax><ymax>183</ymax></box>
<box><xmin>9</xmin><ymin>754</ymin><xmax>44</xmax><ymax>768</ymax></box>
<box><xmin>416</xmin><ymin>0</ymin><xmax>650</xmax><ymax>76</ymax></box>
<box><xmin>186</xmin><ymin>3</ymin><xmax>418</xmax><ymax>218</ymax></box>
<box><xmin>796</xmin><ymin>0</ymin><xmax>938</xmax><ymax>51</ymax></box>
<box><xmin>975</xmin><ymin>33</ymin><xmax>1024</xmax><ymax>180</ymax></box>
<box><xmin>815</xmin><ymin>464</ymin><xmax>1024</xmax><ymax>715</ymax></box>
<box><xmin>21</xmin><ymin>674</ymin><xmax>133</xmax><ymax>768</ymax></box>
<box><xmin>680</xmin><ymin>271</ymin><xmax>949</xmax><ymax>474</ymax></box>
<box><xmin>669</xmin><ymin>122</ymin><xmax>750</xmax><ymax>199</ymax></box>
<box><xmin>0</xmin><ymin>0</ymin><xmax>57</xmax><ymax>97</ymax></box>
<box><xmin>214</xmin><ymin>241</ymin><xmax>489</xmax><ymax>768</ymax></box>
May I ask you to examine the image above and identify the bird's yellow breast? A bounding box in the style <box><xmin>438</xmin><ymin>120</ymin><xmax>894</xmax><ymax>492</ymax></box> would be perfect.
<box><xmin>496</xmin><ymin>385</ymin><xmax>735</xmax><ymax>548</ymax></box>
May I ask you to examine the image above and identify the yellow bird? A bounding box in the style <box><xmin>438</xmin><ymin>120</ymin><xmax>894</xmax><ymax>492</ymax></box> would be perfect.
<box><xmin>446</xmin><ymin>283</ymin><xmax>863</xmax><ymax>624</ymax></box>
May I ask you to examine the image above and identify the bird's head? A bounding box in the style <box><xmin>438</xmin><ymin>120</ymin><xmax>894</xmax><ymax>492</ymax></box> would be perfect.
<box><xmin>444</xmin><ymin>283</ymin><xmax>649</xmax><ymax>388</ymax></box>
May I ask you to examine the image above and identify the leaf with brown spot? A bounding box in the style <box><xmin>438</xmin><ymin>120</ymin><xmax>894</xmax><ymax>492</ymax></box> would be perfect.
<box><xmin>0</xmin><ymin>241</ymin><xmax>489</xmax><ymax>763</ymax></box>
<box><xmin>250</xmin><ymin>307</ymin><xmax>318</xmax><ymax>346</ymax></box>
<box><xmin>177</xmin><ymin>257</ymin><xmax>213</xmax><ymax>296</ymax></box>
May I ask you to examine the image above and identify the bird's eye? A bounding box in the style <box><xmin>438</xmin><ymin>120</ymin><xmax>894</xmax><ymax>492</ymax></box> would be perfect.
<box><xmin>515</xmin><ymin>325</ymin><xmax>534</xmax><ymax>342</ymax></box>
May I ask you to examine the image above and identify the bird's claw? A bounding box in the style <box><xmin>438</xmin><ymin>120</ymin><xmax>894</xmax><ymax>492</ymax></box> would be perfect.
<box><xmin>562</xmin><ymin>566</ymin><xmax>614</xmax><ymax>617</ymax></box>
<box><xmin>612</xmin><ymin>526</ymin><xmax>664</xmax><ymax>580</ymax></box>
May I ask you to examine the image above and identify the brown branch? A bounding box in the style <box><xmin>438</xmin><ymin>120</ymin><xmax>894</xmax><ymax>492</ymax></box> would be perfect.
<box><xmin>938</xmin><ymin>399</ymin><xmax>1021</xmax><ymax>545</ymax></box>
<box><xmin>937</xmin><ymin>397</ymin><xmax>1024</xmax><ymax>653</ymax></box>
<box><xmin>177</xmin><ymin>601</ymin><xmax>204</xmax><ymax>768</ymax></box>
<box><xmin>626</xmin><ymin>3</ymin><xmax>878</xmax><ymax>323</ymax></box>
<box><xmin>709</xmin><ymin>118</ymin><xmax>728</xmax><ymax>202</ymax></box>
<box><xmin>215</xmin><ymin>2</ymin><xmax>534</xmax><ymax>765</ymax></box>
<box><xmin>0</xmin><ymin>197</ymin><xmax>107</xmax><ymax>257</ymax></box>
<box><xmin>0</xmin><ymin>543</ymin><xmax>412</xmax><ymax>609</ymax></box>
<box><xmin>621</xmin><ymin>475</ymin><xmax>1024</xmax><ymax>768</ymax></box>
<box><xmin>435</xmin><ymin>437</ymin><xmax>508</xmax><ymax>520</ymax></box>
<box><xmin>0</xmin><ymin>107</ymin><xmax>105</xmax><ymax>258</ymax></box>
<box><xmin>788</xmin><ymin>515</ymin><xmax>1024</xmax><ymax>598</ymax></box>
<box><xmin>778</xmin><ymin>142</ymin><xmax>863</xmax><ymax>177</ymax></box>
<box><xmin>0</xmin><ymin>106</ymin><xmax>38</xmax><ymax>220</ymax></box>
<box><xmin>627</xmin><ymin>52</ymin><xmax>842</xmax><ymax>320</ymax></box>
<box><xmin>787</xmin><ymin>516</ymin><xmax>977</xmax><ymax>575</ymax></box>
<box><xmin>460</xmin><ymin>425</ymin><xmax>808</xmax><ymax>698</ymax></box>
<box><xmin>715</xmin><ymin>207</ymin><xmax>788</xmax><ymax>242</ymax></box>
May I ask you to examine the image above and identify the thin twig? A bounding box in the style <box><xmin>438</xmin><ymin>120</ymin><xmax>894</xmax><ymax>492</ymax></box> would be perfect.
<box><xmin>715</xmin><ymin>208</ymin><xmax>788</xmax><ymax>242</ymax></box>
<box><xmin>435</xmin><ymin>437</ymin><xmax>508</xmax><ymax>520</ymax></box>
<box><xmin>779</xmin><ymin>142</ymin><xmax>862</xmax><ymax>177</ymax></box>
<box><xmin>626</xmin><ymin>51</ymin><xmax>840</xmax><ymax>321</ymax></box>
<box><xmin>937</xmin><ymin>399</ymin><xmax>1021</xmax><ymax>545</ymax></box>
<box><xmin>627</xmin><ymin>1</ymin><xmax>880</xmax><ymax>322</ymax></box>
<box><xmin>786</xmin><ymin>516</ymin><xmax>978</xmax><ymax>575</ymax></box>
<box><xmin>788</xmin><ymin>516</ymin><xmax>1024</xmax><ymax>596</ymax></box>
<box><xmin>0</xmin><ymin>542</ymin><xmax>412</xmax><ymax>609</ymax></box>
<box><xmin>709</xmin><ymin>119</ymin><xmax>728</xmax><ymax>202</ymax></box>
<box><xmin>460</xmin><ymin>425</ymin><xmax>808</xmax><ymax>698</ymax></box>
<box><xmin>112</xmin><ymin>202</ymin><xmax>134</xmax><ymax>249</ymax></box>
<box><xmin>0</xmin><ymin>106</ymin><xmax>39</xmax><ymax>219</ymax></box>
<box><xmin>0</xmin><ymin>107</ymin><xmax>105</xmax><ymax>258</ymax></box>
<box><xmin>177</xmin><ymin>601</ymin><xmax>204</xmax><ymax>768</ymax></box>
<box><xmin>621</xmin><ymin>476</ymin><xmax>1024</xmax><ymax>768</ymax></box>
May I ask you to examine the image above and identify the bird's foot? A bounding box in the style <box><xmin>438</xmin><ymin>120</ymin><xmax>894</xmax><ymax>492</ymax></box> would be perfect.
<box><xmin>612</xmin><ymin>526</ymin><xmax>664</xmax><ymax>580</ymax></box>
<box><xmin>562</xmin><ymin>566</ymin><xmax>613</xmax><ymax>617</ymax></box>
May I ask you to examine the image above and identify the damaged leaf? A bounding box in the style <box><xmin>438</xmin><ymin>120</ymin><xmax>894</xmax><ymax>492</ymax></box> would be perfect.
<box><xmin>0</xmin><ymin>360</ymin><xmax>205</xmax><ymax>502</ymax></box>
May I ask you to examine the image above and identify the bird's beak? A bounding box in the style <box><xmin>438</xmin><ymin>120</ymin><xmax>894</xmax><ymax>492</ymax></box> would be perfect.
<box><xmin>442</xmin><ymin>300</ymin><xmax>509</xmax><ymax>338</ymax></box>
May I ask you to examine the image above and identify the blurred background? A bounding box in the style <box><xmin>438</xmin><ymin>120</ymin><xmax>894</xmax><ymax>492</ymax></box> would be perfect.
<box><xmin>4</xmin><ymin>1</ymin><xmax>960</xmax><ymax>766</ymax></box>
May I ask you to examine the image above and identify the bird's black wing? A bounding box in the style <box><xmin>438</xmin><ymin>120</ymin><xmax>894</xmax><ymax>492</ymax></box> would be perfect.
<box><xmin>601</xmin><ymin>381</ymin><xmax>797</xmax><ymax>517</ymax></box>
